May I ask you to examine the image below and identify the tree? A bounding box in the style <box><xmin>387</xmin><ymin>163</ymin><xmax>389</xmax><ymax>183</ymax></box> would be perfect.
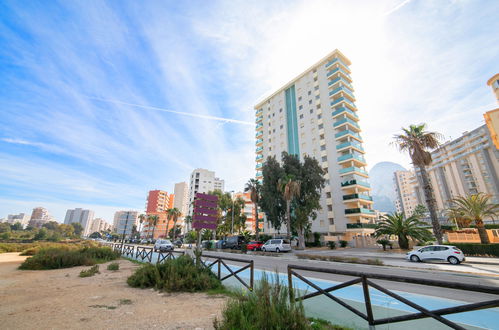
<box><xmin>34</xmin><ymin>228</ymin><xmax>48</xmax><ymax>241</ymax></box>
<box><xmin>148</xmin><ymin>215</ymin><xmax>159</xmax><ymax>240</ymax></box>
<box><xmin>70</xmin><ymin>223</ymin><xmax>84</xmax><ymax>237</ymax></box>
<box><xmin>393</xmin><ymin>124</ymin><xmax>443</xmax><ymax>244</ymax></box>
<box><xmin>0</xmin><ymin>223</ymin><xmax>11</xmax><ymax>233</ymax></box>
<box><xmin>138</xmin><ymin>214</ymin><xmax>147</xmax><ymax>237</ymax></box>
<box><xmin>244</xmin><ymin>178</ymin><xmax>262</xmax><ymax>240</ymax></box>
<box><xmin>89</xmin><ymin>232</ymin><xmax>102</xmax><ymax>239</ymax></box>
<box><xmin>278</xmin><ymin>175</ymin><xmax>301</xmax><ymax>241</ymax></box>
<box><xmin>260</xmin><ymin>155</ymin><xmax>286</xmax><ymax>231</ymax></box>
<box><xmin>168</xmin><ymin>225</ymin><xmax>182</xmax><ymax>239</ymax></box>
<box><xmin>446</xmin><ymin>208</ymin><xmax>471</xmax><ymax>229</ymax></box>
<box><xmin>10</xmin><ymin>222</ymin><xmax>23</xmax><ymax>231</ymax></box>
<box><xmin>42</xmin><ymin>221</ymin><xmax>59</xmax><ymax>231</ymax></box>
<box><xmin>412</xmin><ymin>204</ymin><xmax>428</xmax><ymax>220</ymax></box>
<box><xmin>167</xmin><ymin>208</ymin><xmax>182</xmax><ymax>239</ymax></box>
<box><xmin>375</xmin><ymin>212</ymin><xmax>433</xmax><ymax>249</ymax></box>
<box><xmin>448</xmin><ymin>193</ymin><xmax>499</xmax><ymax>244</ymax></box>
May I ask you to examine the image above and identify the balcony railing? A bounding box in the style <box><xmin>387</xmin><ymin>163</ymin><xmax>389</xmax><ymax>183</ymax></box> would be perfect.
<box><xmin>256</xmin><ymin>138</ymin><xmax>263</xmax><ymax>145</ymax></box>
<box><xmin>256</xmin><ymin>108</ymin><xmax>263</xmax><ymax>115</ymax></box>
<box><xmin>328</xmin><ymin>77</ymin><xmax>354</xmax><ymax>91</ymax></box>
<box><xmin>325</xmin><ymin>57</ymin><xmax>350</xmax><ymax>70</ymax></box>
<box><xmin>255</xmin><ymin>146</ymin><xmax>263</xmax><ymax>153</ymax></box>
<box><xmin>256</xmin><ymin>171</ymin><xmax>263</xmax><ymax>177</ymax></box>
<box><xmin>336</xmin><ymin>141</ymin><xmax>363</xmax><ymax>151</ymax></box>
<box><xmin>256</xmin><ymin>123</ymin><xmax>263</xmax><ymax>129</ymax></box>
<box><xmin>256</xmin><ymin>154</ymin><xmax>263</xmax><ymax>160</ymax></box>
<box><xmin>330</xmin><ymin>97</ymin><xmax>356</xmax><ymax>108</ymax></box>
<box><xmin>343</xmin><ymin>193</ymin><xmax>373</xmax><ymax>201</ymax></box>
<box><xmin>255</xmin><ymin>163</ymin><xmax>263</xmax><ymax>169</ymax></box>
<box><xmin>341</xmin><ymin>179</ymin><xmax>371</xmax><ymax>188</ymax></box>
<box><xmin>345</xmin><ymin>208</ymin><xmax>375</xmax><ymax>215</ymax></box>
<box><xmin>333</xmin><ymin>117</ymin><xmax>360</xmax><ymax>129</ymax></box>
<box><xmin>339</xmin><ymin>166</ymin><xmax>368</xmax><ymax>175</ymax></box>
<box><xmin>255</xmin><ymin>131</ymin><xmax>263</xmax><ymax>138</ymax></box>
<box><xmin>326</xmin><ymin>67</ymin><xmax>351</xmax><ymax>80</ymax></box>
<box><xmin>329</xmin><ymin>86</ymin><xmax>355</xmax><ymax>99</ymax></box>
<box><xmin>256</xmin><ymin>115</ymin><xmax>263</xmax><ymax>123</ymax></box>
<box><xmin>346</xmin><ymin>223</ymin><xmax>377</xmax><ymax>229</ymax></box>
<box><xmin>337</xmin><ymin>153</ymin><xmax>366</xmax><ymax>163</ymax></box>
<box><xmin>334</xmin><ymin>130</ymin><xmax>362</xmax><ymax>140</ymax></box>
<box><xmin>332</xmin><ymin>107</ymin><xmax>358</xmax><ymax>119</ymax></box>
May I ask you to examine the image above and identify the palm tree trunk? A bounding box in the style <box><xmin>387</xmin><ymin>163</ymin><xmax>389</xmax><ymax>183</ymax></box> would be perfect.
<box><xmin>173</xmin><ymin>219</ymin><xmax>178</xmax><ymax>239</ymax></box>
<box><xmin>254</xmin><ymin>202</ymin><xmax>259</xmax><ymax>241</ymax></box>
<box><xmin>286</xmin><ymin>200</ymin><xmax>291</xmax><ymax>241</ymax></box>
<box><xmin>475</xmin><ymin>219</ymin><xmax>490</xmax><ymax>244</ymax></box>
<box><xmin>166</xmin><ymin>219</ymin><xmax>171</xmax><ymax>239</ymax></box>
<box><xmin>418</xmin><ymin>165</ymin><xmax>443</xmax><ymax>244</ymax></box>
<box><xmin>398</xmin><ymin>234</ymin><xmax>409</xmax><ymax>250</ymax></box>
<box><xmin>297</xmin><ymin>226</ymin><xmax>305</xmax><ymax>250</ymax></box>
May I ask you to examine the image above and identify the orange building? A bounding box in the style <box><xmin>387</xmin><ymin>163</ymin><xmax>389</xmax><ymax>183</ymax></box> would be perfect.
<box><xmin>142</xmin><ymin>190</ymin><xmax>174</xmax><ymax>239</ymax></box>
<box><xmin>234</xmin><ymin>192</ymin><xmax>263</xmax><ymax>234</ymax></box>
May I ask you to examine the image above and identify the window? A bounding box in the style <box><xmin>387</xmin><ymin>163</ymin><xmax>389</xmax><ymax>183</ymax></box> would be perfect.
<box><xmin>310</xmin><ymin>109</ymin><xmax>314</xmax><ymax>114</ymax></box>
<box><xmin>326</xmin><ymin>192</ymin><xmax>332</xmax><ymax>198</ymax></box>
<box><xmin>273</xmin><ymin>129</ymin><xmax>276</xmax><ymax>133</ymax></box>
<box><xmin>318</xmin><ymin>124</ymin><xmax>324</xmax><ymax>129</ymax></box>
<box><xmin>269</xmin><ymin>147</ymin><xmax>272</xmax><ymax>151</ymax></box>
<box><xmin>320</xmin><ymin>145</ymin><xmax>326</xmax><ymax>151</ymax></box>
<box><xmin>314</xmin><ymin>86</ymin><xmax>319</xmax><ymax>91</ymax></box>
<box><xmin>327</xmin><ymin>205</ymin><xmax>332</xmax><ymax>211</ymax></box>
<box><xmin>268</xmin><ymin>130</ymin><xmax>271</xmax><ymax>134</ymax></box>
<box><xmin>272</xmin><ymin>113</ymin><xmax>275</xmax><ymax>117</ymax></box>
<box><xmin>317</xmin><ymin>114</ymin><xmax>322</xmax><ymax>119</ymax></box>
<box><xmin>308</xmin><ymin>91</ymin><xmax>311</xmax><ymax>95</ymax></box>
<box><xmin>316</xmin><ymin>104</ymin><xmax>321</xmax><ymax>109</ymax></box>
<box><xmin>315</xmin><ymin>95</ymin><xmax>320</xmax><ymax>100</ymax></box>
<box><xmin>280</xmin><ymin>125</ymin><xmax>283</xmax><ymax>129</ymax></box>
<box><xmin>279</xmin><ymin>108</ymin><xmax>283</xmax><ymax>113</ymax></box>
<box><xmin>268</xmin><ymin>138</ymin><xmax>271</xmax><ymax>142</ymax></box>
<box><xmin>314</xmin><ymin>77</ymin><xmax>318</xmax><ymax>82</ymax></box>
<box><xmin>309</xmin><ymin>100</ymin><xmax>312</xmax><ymax>104</ymax></box>
<box><xmin>299</xmin><ymin>105</ymin><xmax>303</xmax><ymax>110</ymax></box>
<box><xmin>300</xmin><ymin>114</ymin><xmax>304</xmax><ymax>119</ymax></box>
<box><xmin>320</xmin><ymin>134</ymin><xmax>325</xmax><ymax>140</ymax></box>
<box><xmin>298</xmin><ymin>96</ymin><xmax>302</xmax><ymax>101</ymax></box>
<box><xmin>329</xmin><ymin>218</ymin><xmax>334</xmax><ymax>225</ymax></box>
<box><xmin>321</xmin><ymin>156</ymin><xmax>327</xmax><ymax>162</ymax></box>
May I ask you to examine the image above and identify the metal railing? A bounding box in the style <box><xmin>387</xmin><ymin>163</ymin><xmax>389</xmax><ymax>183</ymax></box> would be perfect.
<box><xmin>122</xmin><ymin>244</ymin><xmax>135</xmax><ymax>257</ymax></box>
<box><xmin>135</xmin><ymin>246</ymin><xmax>153</xmax><ymax>263</ymax></box>
<box><xmin>201</xmin><ymin>253</ymin><xmax>254</xmax><ymax>291</ymax></box>
<box><xmin>287</xmin><ymin>264</ymin><xmax>499</xmax><ymax>330</ymax></box>
<box><xmin>157</xmin><ymin>250</ymin><xmax>185</xmax><ymax>264</ymax></box>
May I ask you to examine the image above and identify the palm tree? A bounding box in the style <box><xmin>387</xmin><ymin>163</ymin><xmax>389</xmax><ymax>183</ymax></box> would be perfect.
<box><xmin>167</xmin><ymin>208</ymin><xmax>182</xmax><ymax>239</ymax></box>
<box><xmin>138</xmin><ymin>214</ymin><xmax>146</xmax><ymax>238</ymax></box>
<box><xmin>148</xmin><ymin>215</ymin><xmax>159</xmax><ymax>241</ymax></box>
<box><xmin>278</xmin><ymin>176</ymin><xmax>301</xmax><ymax>241</ymax></box>
<box><xmin>375</xmin><ymin>212</ymin><xmax>433</xmax><ymax>249</ymax></box>
<box><xmin>244</xmin><ymin>178</ymin><xmax>262</xmax><ymax>241</ymax></box>
<box><xmin>448</xmin><ymin>193</ymin><xmax>499</xmax><ymax>244</ymax></box>
<box><xmin>445</xmin><ymin>208</ymin><xmax>470</xmax><ymax>229</ymax></box>
<box><xmin>393</xmin><ymin>124</ymin><xmax>443</xmax><ymax>244</ymax></box>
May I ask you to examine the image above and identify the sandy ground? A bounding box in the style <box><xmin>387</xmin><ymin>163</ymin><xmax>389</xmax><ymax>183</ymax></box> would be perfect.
<box><xmin>0</xmin><ymin>253</ymin><xmax>226</xmax><ymax>330</ymax></box>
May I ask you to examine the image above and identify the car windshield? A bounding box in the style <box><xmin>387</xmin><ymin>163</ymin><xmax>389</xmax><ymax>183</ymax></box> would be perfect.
<box><xmin>282</xmin><ymin>239</ymin><xmax>290</xmax><ymax>244</ymax></box>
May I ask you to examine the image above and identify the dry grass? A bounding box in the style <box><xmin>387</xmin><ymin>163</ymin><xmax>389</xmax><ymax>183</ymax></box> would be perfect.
<box><xmin>296</xmin><ymin>253</ymin><xmax>384</xmax><ymax>265</ymax></box>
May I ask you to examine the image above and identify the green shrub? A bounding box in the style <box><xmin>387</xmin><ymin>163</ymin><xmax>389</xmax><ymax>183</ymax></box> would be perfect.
<box><xmin>327</xmin><ymin>241</ymin><xmax>336</xmax><ymax>250</ymax></box>
<box><xmin>80</xmin><ymin>265</ymin><xmax>100</xmax><ymax>277</ymax></box>
<box><xmin>241</xmin><ymin>243</ymin><xmax>248</xmax><ymax>253</ymax></box>
<box><xmin>339</xmin><ymin>240</ymin><xmax>348</xmax><ymax>248</ymax></box>
<box><xmin>19</xmin><ymin>246</ymin><xmax>119</xmax><ymax>270</ymax></box>
<box><xmin>377</xmin><ymin>239</ymin><xmax>390</xmax><ymax>251</ymax></box>
<box><xmin>127</xmin><ymin>255</ymin><xmax>222</xmax><ymax>292</ymax></box>
<box><xmin>107</xmin><ymin>262</ymin><xmax>120</xmax><ymax>271</ymax></box>
<box><xmin>453</xmin><ymin>243</ymin><xmax>499</xmax><ymax>257</ymax></box>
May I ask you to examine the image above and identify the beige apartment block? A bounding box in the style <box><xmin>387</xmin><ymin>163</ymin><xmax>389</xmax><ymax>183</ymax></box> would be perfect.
<box><xmin>393</xmin><ymin>170</ymin><xmax>420</xmax><ymax>216</ymax></box>
<box><xmin>417</xmin><ymin>125</ymin><xmax>499</xmax><ymax>213</ymax></box>
<box><xmin>487</xmin><ymin>73</ymin><xmax>499</xmax><ymax>103</ymax></box>
<box><xmin>254</xmin><ymin>49</ymin><xmax>374</xmax><ymax>240</ymax></box>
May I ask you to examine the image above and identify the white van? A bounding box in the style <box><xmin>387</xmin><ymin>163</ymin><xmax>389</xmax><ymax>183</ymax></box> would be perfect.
<box><xmin>262</xmin><ymin>239</ymin><xmax>292</xmax><ymax>253</ymax></box>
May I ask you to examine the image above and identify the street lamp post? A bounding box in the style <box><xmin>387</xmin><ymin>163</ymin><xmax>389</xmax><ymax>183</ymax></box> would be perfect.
<box><xmin>122</xmin><ymin>212</ymin><xmax>130</xmax><ymax>252</ymax></box>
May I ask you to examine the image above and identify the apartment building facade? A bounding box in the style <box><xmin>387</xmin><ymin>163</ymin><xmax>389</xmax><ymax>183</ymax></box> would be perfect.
<box><xmin>173</xmin><ymin>182</ymin><xmax>189</xmax><ymax>231</ymax></box>
<box><xmin>142</xmin><ymin>190</ymin><xmax>174</xmax><ymax>239</ymax></box>
<box><xmin>28</xmin><ymin>207</ymin><xmax>53</xmax><ymax>228</ymax></box>
<box><xmin>113</xmin><ymin>211</ymin><xmax>139</xmax><ymax>238</ymax></box>
<box><xmin>254</xmin><ymin>49</ymin><xmax>374</xmax><ymax>240</ymax></box>
<box><xmin>7</xmin><ymin>213</ymin><xmax>30</xmax><ymax>228</ymax></box>
<box><xmin>393</xmin><ymin>170</ymin><xmax>420</xmax><ymax>216</ymax></box>
<box><xmin>234</xmin><ymin>191</ymin><xmax>262</xmax><ymax>234</ymax></box>
<box><xmin>416</xmin><ymin>125</ymin><xmax>499</xmax><ymax>213</ymax></box>
<box><xmin>64</xmin><ymin>208</ymin><xmax>95</xmax><ymax>236</ymax></box>
<box><xmin>89</xmin><ymin>217</ymin><xmax>111</xmax><ymax>234</ymax></box>
<box><xmin>187</xmin><ymin>168</ymin><xmax>225</xmax><ymax>217</ymax></box>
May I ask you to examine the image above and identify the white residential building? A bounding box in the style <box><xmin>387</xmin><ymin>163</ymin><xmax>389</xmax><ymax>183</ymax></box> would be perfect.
<box><xmin>113</xmin><ymin>211</ymin><xmax>139</xmax><ymax>238</ymax></box>
<box><xmin>64</xmin><ymin>208</ymin><xmax>94</xmax><ymax>236</ymax></box>
<box><xmin>254</xmin><ymin>49</ymin><xmax>374</xmax><ymax>241</ymax></box>
<box><xmin>89</xmin><ymin>217</ymin><xmax>111</xmax><ymax>234</ymax></box>
<box><xmin>393</xmin><ymin>170</ymin><xmax>420</xmax><ymax>216</ymax></box>
<box><xmin>174</xmin><ymin>181</ymin><xmax>189</xmax><ymax>229</ymax></box>
<box><xmin>7</xmin><ymin>213</ymin><xmax>30</xmax><ymax>228</ymax></box>
<box><xmin>187</xmin><ymin>168</ymin><xmax>225</xmax><ymax>217</ymax></box>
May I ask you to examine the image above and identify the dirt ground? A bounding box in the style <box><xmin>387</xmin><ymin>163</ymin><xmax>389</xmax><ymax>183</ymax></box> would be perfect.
<box><xmin>0</xmin><ymin>253</ymin><xmax>227</xmax><ymax>330</ymax></box>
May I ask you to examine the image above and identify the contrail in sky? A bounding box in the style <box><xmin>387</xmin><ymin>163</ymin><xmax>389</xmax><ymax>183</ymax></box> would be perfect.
<box><xmin>383</xmin><ymin>0</ymin><xmax>412</xmax><ymax>16</ymax></box>
<box><xmin>87</xmin><ymin>96</ymin><xmax>253</xmax><ymax>125</ymax></box>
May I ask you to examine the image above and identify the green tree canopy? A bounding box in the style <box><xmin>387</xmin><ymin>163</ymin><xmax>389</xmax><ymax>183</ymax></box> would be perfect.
<box><xmin>375</xmin><ymin>212</ymin><xmax>433</xmax><ymax>249</ymax></box>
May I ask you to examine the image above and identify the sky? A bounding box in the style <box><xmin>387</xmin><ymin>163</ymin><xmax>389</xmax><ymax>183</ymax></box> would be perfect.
<box><xmin>1</xmin><ymin>0</ymin><xmax>498</xmax><ymax>223</ymax></box>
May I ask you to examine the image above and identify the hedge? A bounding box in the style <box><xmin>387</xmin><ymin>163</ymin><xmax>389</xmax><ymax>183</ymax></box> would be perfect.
<box><xmin>453</xmin><ymin>243</ymin><xmax>499</xmax><ymax>257</ymax></box>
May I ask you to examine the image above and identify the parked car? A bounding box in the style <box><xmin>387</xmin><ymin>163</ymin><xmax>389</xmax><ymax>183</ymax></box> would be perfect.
<box><xmin>173</xmin><ymin>240</ymin><xmax>183</xmax><ymax>248</ymax></box>
<box><xmin>262</xmin><ymin>239</ymin><xmax>292</xmax><ymax>253</ymax></box>
<box><xmin>154</xmin><ymin>239</ymin><xmax>174</xmax><ymax>252</ymax></box>
<box><xmin>406</xmin><ymin>245</ymin><xmax>465</xmax><ymax>264</ymax></box>
<box><xmin>247</xmin><ymin>241</ymin><xmax>264</xmax><ymax>251</ymax></box>
<box><xmin>216</xmin><ymin>240</ymin><xmax>226</xmax><ymax>249</ymax></box>
<box><xmin>225</xmin><ymin>235</ymin><xmax>245</xmax><ymax>249</ymax></box>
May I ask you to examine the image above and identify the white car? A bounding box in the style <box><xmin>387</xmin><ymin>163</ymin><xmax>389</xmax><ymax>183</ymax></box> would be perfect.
<box><xmin>262</xmin><ymin>239</ymin><xmax>292</xmax><ymax>253</ymax></box>
<box><xmin>154</xmin><ymin>239</ymin><xmax>174</xmax><ymax>252</ymax></box>
<box><xmin>406</xmin><ymin>245</ymin><xmax>465</xmax><ymax>265</ymax></box>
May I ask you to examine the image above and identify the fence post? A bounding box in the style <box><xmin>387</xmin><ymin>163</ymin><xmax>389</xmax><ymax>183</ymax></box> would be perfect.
<box><xmin>288</xmin><ymin>265</ymin><xmax>294</xmax><ymax>302</ymax></box>
<box><xmin>250</xmin><ymin>260</ymin><xmax>254</xmax><ymax>291</ymax></box>
<box><xmin>361</xmin><ymin>275</ymin><xmax>375</xmax><ymax>328</ymax></box>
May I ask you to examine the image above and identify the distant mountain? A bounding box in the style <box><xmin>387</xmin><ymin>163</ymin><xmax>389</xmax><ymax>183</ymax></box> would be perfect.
<box><xmin>369</xmin><ymin>161</ymin><xmax>406</xmax><ymax>213</ymax></box>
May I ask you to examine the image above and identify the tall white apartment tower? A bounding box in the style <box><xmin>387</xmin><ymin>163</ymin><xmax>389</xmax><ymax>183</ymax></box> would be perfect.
<box><xmin>254</xmin><ymin>50</ymin><xmax>375</xmax><ymax>240</ymax></box>
<box><xmin>64</xmin><ymin>208</ymin><xmax>95</xmax><ymax>236</ymax></box>
<box><xmin>393</xmin><ymin>170</ymin><xmax>420</xmax><ymax>216</ymax></box>
<box><xmin>187</xmin><ymin>169</ymin><xmax>225</xmax><ymax>217</ymax></box>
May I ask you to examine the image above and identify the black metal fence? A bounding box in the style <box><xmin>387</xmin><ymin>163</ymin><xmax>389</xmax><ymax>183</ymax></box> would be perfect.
<box><xmin>157</xmin><ymin>250</ymin><xmax>185</xmax><ymax>263</ymax></box>
<box><xmin>287</xmin><ymin>264</ymin><xmax>499</xmax><ymax>330</ymax></box>
<box><xmin>201</xmin><ymin>253</ymin><xmax>254</xmax><ymax>290</ymax></box>
<box><xmin>135</xmin><ymin>246</ymin><xmax>153</xmax><ymax>263</ymax></box>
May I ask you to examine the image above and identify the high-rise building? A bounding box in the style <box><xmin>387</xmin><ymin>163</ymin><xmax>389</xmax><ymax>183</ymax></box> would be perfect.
<box><xmin>484</xmin><ymin>108</ymin><xmax>499</xmax><ymax>150</ymax></box>
<box><xmin>254</xmin><ymin>50</ymin><xmax>374</xmax><ymax>240</ymax></box>
<box><xmin>7</xmin><ymin>213</ymin><xmax>30</xmax><ymax>228</ymax></box>
<box><xmin>113</xmin><ymin>211</ymin><xmax>139</xmax><ymax>238</ymax></box>
<box><xmin>64</xmin><ymin>208</ymin><xmax>95</xmax><ymax>236</ymax></box>
<box><xmin>187</xmin><ymin>169</ymin><xmax>225</xmax><ymax>216</ymax></box>
<box><xmin>234</xmin><ymin>192</ymin><xmax>262</xmax><ymax>233</ymax></box>
<box><xmin>415</xmin><ymin>124</ymin><xmax>499</xmax><ymax>212</ymax></box>
<box><xmin>28</xmin><ymin>207</ymin><xmax>52</xmax><ymax>228</ymax></box>
<box><xmin>142</xmin><ymin>190</ymin><xmax>174</xmax><ymax>239</ymax></box>
<box><xmin>145</xmin><ymin>190</ymin><xmax>174</xmax><ymax>213</ymax></box>
<box><xmin>487</xmin><ymin>73</ymin><xmax>499</xmax><ymax>102</ymax></box>
<box><xmin>393</xmin><ymin>170</ymin><xmax>420</xmax><ymax>216</ymax></box>
<box><xmin>174</xmin><ymin>182</ymin><xmax>189</xmax><ymax>231</ymax></box>
<box><xmin>89</xmin><ymin>218</ymin><xmax>111</xmax><ymax>234</ymax></box>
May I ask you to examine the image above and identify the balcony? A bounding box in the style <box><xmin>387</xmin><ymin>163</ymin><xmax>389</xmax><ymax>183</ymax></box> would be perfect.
<box><xmin>256</xmin><ymin>138</ymin><xmax>263</xmax><ymax>145</ymax></box>
<box><xmin>334</xmin><ymin>130</ymin><xmax>362</xmax><ymax>141</ymax></box>
<box><xmin>339</xmin><ymin>166</ymin><xmax>368</xmax><ymax>176</ymax></box>
<box><xmin>342</xmin><ymin>193</ymin><xmax>373</xmax><ymax>201</ymax></box>
<box><xmin>325</xmin><ymin>57</ymin><xmax>350</xmax><ymax>71</ymax></box>
<box><xmin>256</xmin><ymin>108</ymin><xmax>263</xmax><ymax>115</ymax></box>
<box><xmin>333</xmin><ymin>117</ymin><xmax>360</xmax><ymax>130</ymax></box>
<box><xmin>337</xmin><ymin>153</ymin><xmax>366</xmax><ymax>163</ymax></box>
<box><xmin>345</xmin><ymin>208</ymin><xmax>375</xmax><ymax>215</ymax></box>
<box><xmin>329</xmin><ymin>86</ymin><xmax>355</xmax><ymax>100</ymax></box>
<box><xmin>346</xmin><ymin>223</ymin><xmax>377</xmax><ymax>229</ymax></box>
<box><xmin>256</xmin><ymin>146</ymin><xmax>263</xmax><ymax>153</ymax></box>
<box><xmin>255</xmin><ymin>163</ymin><xmax>263</xmax><ymax>169</ymax></box>
<box><xmin>326</xmin><ymin>67</ymin><xmax>351</xmax><ymax>80</ymax></box>
<box><xmin>256</xmin><ymin>115</ymin><xmax>263</xmax><ymax>123</ymax></box>
<box><xmin>255</xmin><ymin>131</ymin><xmax>263</xmax><ymax>138</ymax></box>
<box><xmin>256</xmin><ymin>171</ymin><xmax>263</xmax><ymax>177</ymax></box>
<box><xmin>336</xmin><ymin>141</ymin><xmax>364</xmax><ymax>152</ymax></box>
<box><xmin>332</xmin><ymin>107</ymin><xmax>358</xmax><ymax>119</ymax></box>
<box><xmin>256</xmin><ymin>123</ymin><xmax>263</xmax><ymax>130</ymax></box>
<box><xmin>341</xmin><ymin>179</ymin><xmax>371</xmax><ymax>188</ymax></box>
<box><xmin>328</xmin><ymin>77</ymin><xmax>354</xmax><ymax>91</ymax></box>
<box><xmin>330</xmin><ymin>97</ymin><xmax>356</xmax><ymax>109</ymax></box>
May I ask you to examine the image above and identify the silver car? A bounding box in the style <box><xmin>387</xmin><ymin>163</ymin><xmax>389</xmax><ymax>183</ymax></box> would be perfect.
<box><xmin>154</xmin><ymin>239</ymin><xmax>174</xmax><ymax>252</ymax></box>
<box><xmin>261</xmin><ymin>239</ymin><xmax>292</xmax><ymax>253</ymax></box>
<box><xmin>406</xmin><ymin>245</ymin><xmax>465</xmax><ymax>264</ymax></box>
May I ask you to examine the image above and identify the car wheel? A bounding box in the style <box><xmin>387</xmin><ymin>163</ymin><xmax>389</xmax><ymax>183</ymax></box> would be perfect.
<box><xmin>448</xmin><ymin>256</ymin><xmax>460</xmax><ymax>265</ymax></box>
<box><xmin>262</xmin><ymin>247</ymin><xmax>266</xmax><ymax>252</ymax></box>
<box><xmin>410</xmin><ymin>255</ymin><xmax>420</xmax><ymax>262</ymax></box>
<box><xmin>276</xmin><ymin>247</ymin><xmax>280</xmax><ymax>253</ymax></box>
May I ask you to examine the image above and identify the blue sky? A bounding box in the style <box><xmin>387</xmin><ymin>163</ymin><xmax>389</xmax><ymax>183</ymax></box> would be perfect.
<box><xmin>1</xmin><ymin>0</ymin><xmax>498</xmax><ymax>223</ymax></box>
